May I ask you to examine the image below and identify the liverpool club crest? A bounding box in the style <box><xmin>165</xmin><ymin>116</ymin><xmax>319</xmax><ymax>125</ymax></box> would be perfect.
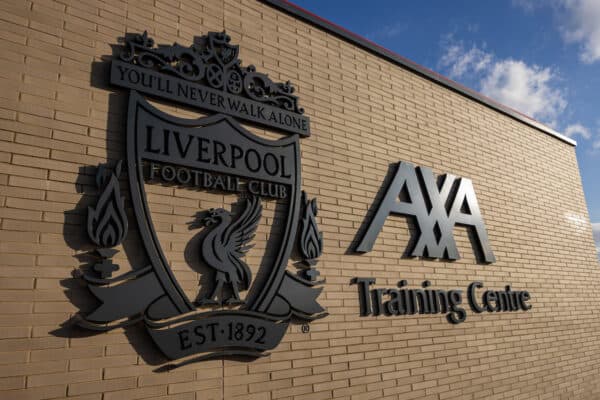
<box><xmin>75</xmin><ymin>31</ymin><xmax>326</xmax><ymax>363</ymax></box>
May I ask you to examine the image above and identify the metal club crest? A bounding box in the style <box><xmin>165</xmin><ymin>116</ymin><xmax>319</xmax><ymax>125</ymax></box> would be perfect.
<box><xmin>75</xmin><ymin>31</ymin><xmax>326</xmax><ymax>363</ymax></box>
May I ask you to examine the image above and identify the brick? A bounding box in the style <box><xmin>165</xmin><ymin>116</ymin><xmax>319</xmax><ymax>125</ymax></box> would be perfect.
<box><xmin>31</xmin><ymin>347</ymin><xmax>104</xmax><ymax>362</ymax></box>
<box><xmin>27</xmin><ymin>370</ymin><xmax>101</xmax><ymax>388</ymax></box>
<box><xmin>0</xmin><ymin>360</ymin><xmax>66</xmax><ymax>378</ymax></box>
<box><xmin>0</xmin><ymin>385</ymin><xmax>66</xmax><ymax>400</ymax></box>
<box><xmin>0</xmin><ymin>277</ymin><xmax>34</xmax><ymax>289</ymax></box>
<box><xmin>0</xmin><ymin>375</ymin><xmax>26</xmax><ymax>390</ymax></box>
<box><xmin>68</xmin><ymin>355</ymin><xmax>138</xmax><ymax>371</ymax></box>
<box><xmin>103</xmin><ymin>385</ymin><xmax>167</xmax><ymax>400</ymax></box>
<box><xmin>67</xmin><ymin>377</ymin><xmax>137</xmax><ymax>396</ymax></box>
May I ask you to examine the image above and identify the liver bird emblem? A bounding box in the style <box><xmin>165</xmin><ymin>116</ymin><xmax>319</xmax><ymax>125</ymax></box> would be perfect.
<box><xmin>192</xmin><ymin>196</ymin><xmax>262</xmax><ymax>305</ymax></box>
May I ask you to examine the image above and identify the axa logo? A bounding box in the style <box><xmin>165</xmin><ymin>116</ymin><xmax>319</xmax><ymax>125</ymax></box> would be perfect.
<box><xmin>356</xmin><ymin>161</ymin><xmax>496</xmax><ymax>263</ymax></box>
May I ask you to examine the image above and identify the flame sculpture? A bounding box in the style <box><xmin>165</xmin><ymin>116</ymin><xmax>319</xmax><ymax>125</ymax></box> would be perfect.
<box><xmin>299</xmin><ymin>191</ymin><xmax>323</xmax><ymax>281</ymax></box>
<box><xmin>87</xmin><ymin>161</ymin><xmax>128</xmax><ymax>278</ymax></box>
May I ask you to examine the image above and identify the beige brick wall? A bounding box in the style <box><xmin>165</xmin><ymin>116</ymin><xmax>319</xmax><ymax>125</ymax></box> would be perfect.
<box><xmin>1</xmin><ymin>0</ymin><xmax>599</xmax><ymax>399</ymax></box>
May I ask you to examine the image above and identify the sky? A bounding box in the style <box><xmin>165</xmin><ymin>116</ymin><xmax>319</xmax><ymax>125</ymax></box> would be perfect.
<box><xmin>291</xmin><ymin>0</ymin><xmax>600</xmax><ymax>256</ymax></box>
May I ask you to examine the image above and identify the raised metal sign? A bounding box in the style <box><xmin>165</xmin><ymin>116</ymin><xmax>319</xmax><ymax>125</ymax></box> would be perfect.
<box><xmin>351</xmin><ymin>278</ymin><xmax>531</xmax><ymax>324</ymax></box>
<box><xmin>72</xmin><ymin>30</ymin><xmax>513</xmax><ymax>366</ymax></box>
<box><xmin>110</xmin><ymin>31</ymin><xmax>310</xmax><ymax>136</ymax></box>
<box><xmin>75</xmin><ymin>32</ymin><xmax>325</xmax><ymax>364</ymax></box>
<box><xmin>357</xmin><ymin>161</ymin><xmax>496</xmax><ymax>263</ymax></box>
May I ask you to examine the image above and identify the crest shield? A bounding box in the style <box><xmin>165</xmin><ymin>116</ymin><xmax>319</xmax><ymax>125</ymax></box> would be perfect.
<box><xmin>76</xmin><ymin>32</ymin><xmax>325</xmax><ymax>365</ymax></box>
<box><xmin>75</xmin><ymin>91</ymin><xmax>323</xmax><ymax>361</ymax></box>
<box><xmin>127</xmin><ymin>90</ymin><xmax>302</xmax><ymax>318</ymax></box>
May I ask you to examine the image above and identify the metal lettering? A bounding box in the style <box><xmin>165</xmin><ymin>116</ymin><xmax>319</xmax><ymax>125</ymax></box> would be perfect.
<box><xmin>356</xmin><ymin>161</ymin><xmax>496</xmax><ymax>263</ymax></box>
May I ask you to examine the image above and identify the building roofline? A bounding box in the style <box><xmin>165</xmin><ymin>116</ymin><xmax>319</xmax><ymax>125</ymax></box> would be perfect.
<box><xmin>260</xmin><ymin>0</ymin><xmax>577</xmax><ymax>147</ymax></box>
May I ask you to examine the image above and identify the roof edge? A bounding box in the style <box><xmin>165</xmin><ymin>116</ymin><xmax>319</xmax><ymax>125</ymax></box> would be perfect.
<box><xmin>260</xmin><ymin>0</ymin><xmax>577</xmax><ymax>147</ymax></box>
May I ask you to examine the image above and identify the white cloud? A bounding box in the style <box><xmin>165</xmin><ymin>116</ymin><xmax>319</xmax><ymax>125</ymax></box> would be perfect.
<box><xmin>439</xmin><ymin>44</ymin><xmax>492</xmax><ymax>79</ymax></box>
<box><xmin>480</xmin><ymin>60</ymin><xmax>567</xmax><ymax>125</ymax></box>
<box><xmin>508</xmin><ymin>1</ymin><xmax>600</xmax><ymax>151</ymax></box>
<box><xmin>439</xmin><ymin>41</ymin><xmax>567</xmax><ymax>125</ymax></box>
<box><xmin>437</xmin><ymin>37</ymin><xmax>600</xmax><ymax>150</ymax></box>
<box><xmin>514</xmin><ymin>0</ymin><xmax>600</xmax><ymax>64</ymax></box>
<box><xmin>559</xmin><ymin>0</ymin><xmax>600</xmax><ymax>63</ymax></box>
<box><xmin>564</xmin><ymin>123</ymin><xmax>592</xmax><ymax>139</ymax></box>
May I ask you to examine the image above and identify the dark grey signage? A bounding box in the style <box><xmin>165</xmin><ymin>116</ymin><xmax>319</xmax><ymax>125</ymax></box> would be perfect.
<box><xmin>357</xmin><ymin>161</ymin><xmax>496</xmax><ymax>263</ymax></box>
<box><xmin>73</xmin><ymin>30</ymin><xmax>519</xmax><ymax>366</ymax></box>
<box><xmin>75</xmin><ymin>32</ymin><xmax>326</xmax><ymax>364</ymax></box>
<box><xmin>352</xmin><ymin>278</ymin><xmax>531</xmax><ymax>324</ymax></box>
<box><xmin>147</xmin><ymin>311</ymin><xmax>289</xmax><ymax>360</ymax></box>
<box><xmin>110</xmin><ymin>31</ymin><xmax>310</xmax><ymax>136</ymax></box>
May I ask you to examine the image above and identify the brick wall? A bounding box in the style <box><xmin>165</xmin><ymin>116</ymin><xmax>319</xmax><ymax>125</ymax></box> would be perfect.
<box><xmin>1</xmin><ymin>0</ymin><xmax>599</xmax><ymax>399</ymax></box>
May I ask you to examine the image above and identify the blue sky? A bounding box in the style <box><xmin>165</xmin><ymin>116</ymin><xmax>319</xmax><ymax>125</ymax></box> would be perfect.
<box><xmin>291</xmin><ymin>0</ymin><xmax>600</xmax><ymax>254</ymax></box>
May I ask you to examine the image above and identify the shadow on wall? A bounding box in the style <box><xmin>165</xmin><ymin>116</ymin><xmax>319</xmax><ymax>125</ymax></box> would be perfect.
<box><xmin>53</xmin><ymin>43</ymin><xmax>173</xmax><ymax>366</ymax></box>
